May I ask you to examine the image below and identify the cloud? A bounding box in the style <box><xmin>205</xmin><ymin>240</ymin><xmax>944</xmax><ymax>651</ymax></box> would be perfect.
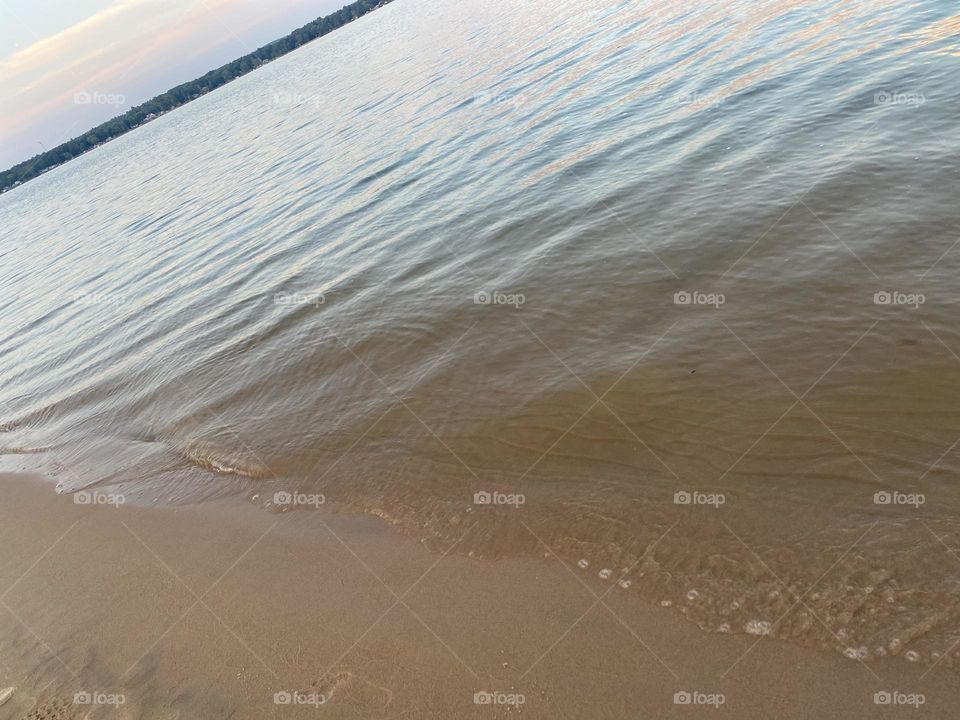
<box><xmin>1</xmin><ymin>0</ymin><xmax>331</xmax><ymax>166</ymax></box>
<box><xmin>0</xmin><ymin>0</ymin><xmax>250</xmax><ymax>147</ymax></box>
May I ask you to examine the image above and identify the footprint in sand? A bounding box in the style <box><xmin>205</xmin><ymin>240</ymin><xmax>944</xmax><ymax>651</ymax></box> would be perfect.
<box><xmin>23</xmin><ymin>696</ymin><xmax>79</xmax><ymax>720</ymax></box>
<box><xmin>311</xmin><ymin>671</ymin><xmax>392</xmax><ymax>708</ymax></box>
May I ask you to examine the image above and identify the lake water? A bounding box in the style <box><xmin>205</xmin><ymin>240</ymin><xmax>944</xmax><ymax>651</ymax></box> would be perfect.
<box><xmin>2</xmin><ymin>0</ymin><xmax>960</xmax><ymax>668</ymax></box>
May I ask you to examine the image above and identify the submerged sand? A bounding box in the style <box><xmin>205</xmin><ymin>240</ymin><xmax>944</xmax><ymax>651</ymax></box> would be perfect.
<box><xmin>0</xmin><ymin>472</ymin><xmax>957</xmax><ymax>719</ymax></box>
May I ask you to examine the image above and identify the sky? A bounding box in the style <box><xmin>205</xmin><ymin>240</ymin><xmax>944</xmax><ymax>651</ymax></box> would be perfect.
<box><xmin>0</xmin><ymin>0</ymin><xmax>346</xmax><ymax>169</ymax></box>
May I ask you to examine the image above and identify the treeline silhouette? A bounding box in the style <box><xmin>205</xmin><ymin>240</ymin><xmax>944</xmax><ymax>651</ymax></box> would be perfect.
<box><xmin>1</xmin><ymin>0</ymin><xmax>392</xmax><ymax>192</ymax></box>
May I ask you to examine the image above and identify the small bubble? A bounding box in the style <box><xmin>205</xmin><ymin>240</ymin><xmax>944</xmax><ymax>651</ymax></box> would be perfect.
<box><xmin>660</xmin><ymin>600</ymin><xmax>673</xmax><ymax>607</ymax></box>
<box><xmin>730</xmin><ymin>600</ymin><xmax>741</xmax><ymax>610</ymax></box>
<box><xmin>618</xmin><ymin>579</ymin><xmax>632</xmax><ymax>590</ymax></box>
<box><xmin>904</xmin><ymin>650</ymin><xmax>920</xmax><ymax>662</ymax></box>
<box><xmin>577</xmin><ymin>559</ymin><xmax>589</xmax><ymax>569</ymax></box>
<box><xmin>745</xmin><ymin>619</ymin><xmax>771</xmax><ymax>636</ymax></box>
<box><xmin>889</xmin><ymin>638</ymin><xmax>902</xmax><ymax>652</ymax></box>
<box><xmin>843</xmin><ymin>647</ymin><xmax>857</xmax><ymax>659</ymax></box>
<box><xmin>875</xmin><ymin>646</ymin><xmax>887</xmax><ymax>657</ymax></box>
<box><xmin>598</xmin><ymin>568</ymin><xmax>612</xmax><ymax>580</ymax></box>
<box><xmin>718</xmin><ymin>623</ymin><xmax>731</xmax><ymax>633</ymax></box>
<box><xmin>686</xmin><ymin>589</ymin><xmax>699</xmax><ymax>601</ymax></box>
<box><xmin>837</xmin><ymin>628</ymin><xmax>848</xmax><ymax>640</ymax></box>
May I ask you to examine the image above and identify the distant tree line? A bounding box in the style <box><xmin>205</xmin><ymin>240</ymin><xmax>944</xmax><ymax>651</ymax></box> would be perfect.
<box><xmin>1</xmin><ymin>0</ymin><xmax>392</xmax><ymax>193</ymax></box>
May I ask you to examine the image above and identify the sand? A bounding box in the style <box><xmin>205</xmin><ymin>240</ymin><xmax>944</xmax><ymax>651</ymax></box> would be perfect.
<box><xmin>0</xmin><ymin>472</ymin><xmax>956</xmax><ymax>719</ymax></box>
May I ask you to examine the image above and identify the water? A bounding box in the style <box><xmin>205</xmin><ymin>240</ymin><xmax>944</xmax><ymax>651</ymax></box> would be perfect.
<box><xmin>2</xmin><ymin>0</ymin><xmax>960</xmax><ymax>668</ymax></box>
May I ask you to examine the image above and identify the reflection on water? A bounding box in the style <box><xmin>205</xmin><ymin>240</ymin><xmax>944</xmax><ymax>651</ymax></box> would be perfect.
<box><xmin>2</xmin><ymin>0</ymin><xmax>960</xmax><ymax>667</ymax></box>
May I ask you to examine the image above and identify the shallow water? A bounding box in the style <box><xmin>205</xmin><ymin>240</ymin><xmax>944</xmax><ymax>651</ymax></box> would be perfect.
<box><xmin>2</xmin><ymin>0</ymin><xmax>960</xmax><ymax>667</ymax></box>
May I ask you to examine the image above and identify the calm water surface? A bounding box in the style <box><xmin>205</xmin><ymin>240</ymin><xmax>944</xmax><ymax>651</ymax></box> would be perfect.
<box><xmin>2</xmin><ymin>0</ymin><xmax>960</xmax><ymax>666</ymax></box>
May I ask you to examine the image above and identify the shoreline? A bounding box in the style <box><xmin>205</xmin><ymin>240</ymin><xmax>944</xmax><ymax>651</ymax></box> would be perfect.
<box><xmin>1</xmin><ymin>471</ymin><xmax>957</xmax><ymax>718</ymax></box>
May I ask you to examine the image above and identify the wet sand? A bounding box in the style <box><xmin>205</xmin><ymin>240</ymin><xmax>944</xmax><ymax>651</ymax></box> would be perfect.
<box><xmin>0</xmin><ymin>472</ymin><xmax>957</xmax><ymax>719</ymax></box>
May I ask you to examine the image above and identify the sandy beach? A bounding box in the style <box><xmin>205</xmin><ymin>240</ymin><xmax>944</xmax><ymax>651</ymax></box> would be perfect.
<box><xmin>0</xmin><ymin>472</ymin><xmax>955</xmax><ymax>719</ymax></box>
